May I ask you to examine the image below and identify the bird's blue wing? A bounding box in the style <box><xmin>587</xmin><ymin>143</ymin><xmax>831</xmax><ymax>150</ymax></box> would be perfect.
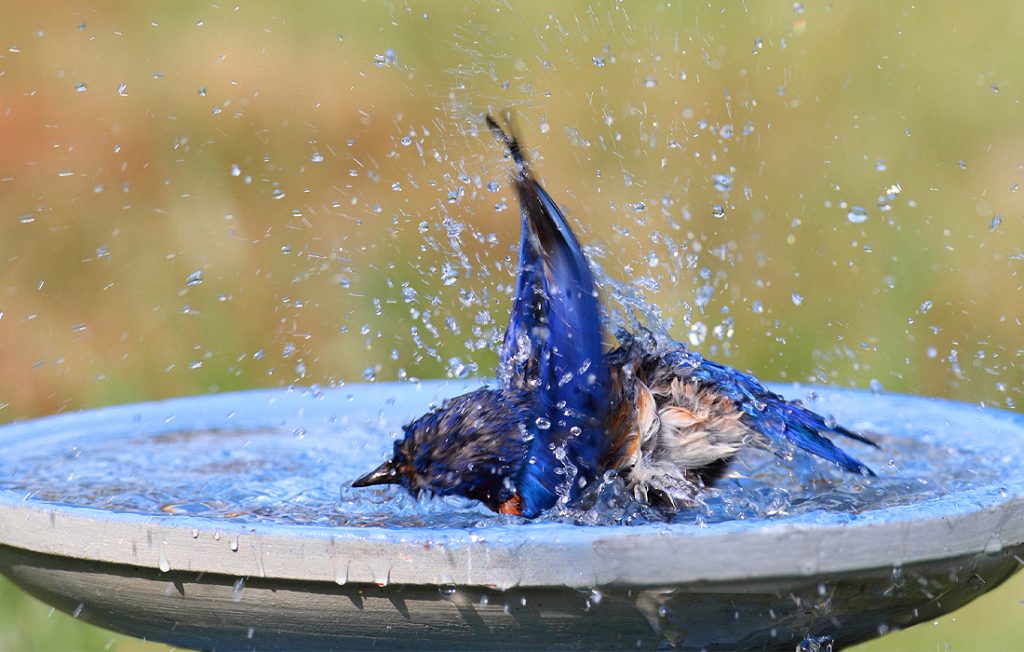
<box><xmin>663</xmin><ymin>348</ymin><xmax>876</xmax><ymax>475</ymax></box>
<box><xmin>487</xmin><ymin>116</ymin><xmax>611</xmax><ymax>517</ymax></box>
<box><xmin>497</xmin><ymin>185</ymin><xmax>546</xmax><ymax>392</ymax></box>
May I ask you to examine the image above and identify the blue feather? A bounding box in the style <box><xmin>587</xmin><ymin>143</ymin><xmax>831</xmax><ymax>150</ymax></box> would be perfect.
<box><xmin>678</xmin><ymin>353</ymin><xmax>876</xmax><ymax>476</ymax></box>
<box><xmin>487</xmin><ymin>116</ymin><xmax>611</xmax><ymax>516</ymax></box>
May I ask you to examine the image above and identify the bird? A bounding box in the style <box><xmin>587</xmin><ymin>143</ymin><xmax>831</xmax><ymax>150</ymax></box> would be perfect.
<box><xmin>353</xmin><ymin>115</ymin><xmax>876</xmax><ymax>518</ymax></box>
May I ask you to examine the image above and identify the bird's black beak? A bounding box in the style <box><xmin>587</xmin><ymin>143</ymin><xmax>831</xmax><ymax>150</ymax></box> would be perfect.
<box><xmin>352</xmin><ymin>459</ymin><xmax>401</xmax><ymax>487</ymax></box>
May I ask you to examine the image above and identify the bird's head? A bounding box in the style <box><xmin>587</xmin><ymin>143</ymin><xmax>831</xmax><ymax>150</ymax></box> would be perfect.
<box><xmin>352</xmin><ymin>388</ymin><xmax>533</xmax><ymax>514</ymax></box>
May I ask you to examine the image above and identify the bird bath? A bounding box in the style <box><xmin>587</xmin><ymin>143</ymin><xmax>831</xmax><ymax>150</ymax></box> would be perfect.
<box><xmin>0</xmin><ymin>381</ymin><xmax>1022</xmax><ymax>651</ymax></box>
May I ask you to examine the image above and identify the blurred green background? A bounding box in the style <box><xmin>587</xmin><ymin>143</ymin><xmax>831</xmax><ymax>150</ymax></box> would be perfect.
<box><xmin>1</xmin><ymin>1</ymin><xmax>1021</xmax><ymax>650</ymax></box>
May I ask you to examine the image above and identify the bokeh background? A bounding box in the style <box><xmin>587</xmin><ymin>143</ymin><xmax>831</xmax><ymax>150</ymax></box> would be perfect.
<box><xmin>1</xmin><ymin>2</ymin><xmax>1022</xmax><ymax>650</ymax></box>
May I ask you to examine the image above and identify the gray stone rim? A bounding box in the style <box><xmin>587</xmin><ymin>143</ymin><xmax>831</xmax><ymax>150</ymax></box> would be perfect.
<box><xmin>1</xmin><ymin>385</ymin><xmax>1022</xmax><ymax>589</ymax></box>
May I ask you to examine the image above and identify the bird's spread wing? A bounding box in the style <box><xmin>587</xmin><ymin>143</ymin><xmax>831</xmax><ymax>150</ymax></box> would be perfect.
<box><xmin>487</xmin><ymin>115</ymin><xmax>611</xmax><ymax>517</ymax></box>
<box><xmin>491</xmin><ymin>117</ymin><xmax>546</xmax><ymax>392</ymax></box>
<box><xmin>662</xmin><ymin>348</ymin><xmax>877</xmax><ymax>476</ymax></box>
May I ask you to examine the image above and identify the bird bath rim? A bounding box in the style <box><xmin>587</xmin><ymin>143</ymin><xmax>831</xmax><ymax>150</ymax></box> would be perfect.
<box><xmin>1</xmin><ymin>383</ymin><xmax>1022</xmax><ymax>590</ymax></box>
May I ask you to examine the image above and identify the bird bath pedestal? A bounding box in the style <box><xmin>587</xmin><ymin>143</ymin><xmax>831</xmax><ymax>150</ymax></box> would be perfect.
<box><xmin>1</xmin><ymin>382</ymin><xmax>1022</xmax><ymax>650</ymax></box>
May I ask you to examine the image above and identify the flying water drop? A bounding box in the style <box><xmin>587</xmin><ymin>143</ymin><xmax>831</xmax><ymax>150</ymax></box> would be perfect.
<box><xmin>846</xmin><ymin>206</ymin><xmax>868</xmax><ymax>223</ymax></box>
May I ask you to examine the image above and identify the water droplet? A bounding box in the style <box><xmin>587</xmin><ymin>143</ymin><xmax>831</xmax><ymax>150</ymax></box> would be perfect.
<box><xmin>117</xmin><ymin>83</ymin><xmax>127</xmax><ymax>96</ymax></box>
<box><xmin>752</xmin><ymin>300</ymin><xmax>764</xmax><ymax>314</ymax></box>
<box><xmin>752</xmin><ymin>37</ymin><xmax>763</xmax><ymax>53</ymax></box>
<box><xmin>535</xmin><ymin>417</ymin><xmax>551</xmax><ymax>430</ymax></box>
<box><xmin>18</xmin><ymin>214</ymin><xmax>35</xmax><ymax>224</ymax></box>
<box><xmin>271</xmin><ymin>188</ymin><xmax>285</xmax><ymax>200</ymax></box>
<box><xmin>72</xmin><ymin>602</ymin><xmax>85</xmax><ymax>618</ymax></box>
<box><xmin>158</xmin><ymin>551</ymin><xmax>170</xmax><ymax>572</ymax></box>
<box><xmin>372</xmin><ymin>49</ymin><xmax>397</xmax><ymax>67</ymax></box>
<box><xmin>232</xmin><ymin>578</ymin><xmax>245</xmax><ymax>601</ymax></box>
<box><xmin>362</xmin><ymin>367</ymin><xmax>376</xmax><ymax>381</ymax></box>
<box><xmin>198</xmin><ymin>86</ymin><xmax>206</xmax><ymax>97</ymax></box>
<box><xmin>694</xmin><ymin>285</ymin><xmax>714</xmax><ymax>309</ymax></box>
<box><xmin>311</xmin><ymin>151</ymin><xmax>324</xmax><ymax>163</ymax></box>
<box><xmin>643</xmin><ymin>77</ymin><xmax>657</xmax><ymax>88</ymax></box>
<box><xmin>446</xmin><ymin>357</ymin><xmax>468</xmax><ymax>378</ymax></box>
<box><xmin>440</xmin><ymin>263</ymin><xmax>458</xmax><ymax>286</ymax></box>
<box><xmin>712</xmin><ymin>204</ymin><xmax>726</xmax><ymax>219</ymax></box>
<box><xmin>57</xmin><ymin>170</ymin><xmax>74</xmax><ymax>178</ymax></box>
<box><xmin>919</xmin><ymin>299</ymin><xmax>933</xmax><ymax>314</ymax></box>
<box><xmin>990</xmin><ymin>214</ymin><xmax>1002</xmax><ymax>231</ymax></box>
<box><xmin>230</xmin><ymin>164</ymin><xmax>241</xmax><ymax>177</ymax></box>
<box><xmin>400</xmin><ymin>135</ymin><xmax>412</xmax><ymax>146</ymax></box>
<box><xmin>592</xmin><ymin>55</ymin><xmax>606</xmax><ymax>67</ymax></box>
<box><xmin>186</xmin><ymin>270</ymin><xmax>204</xmax><ymax>286</ymax></box>
<box><xmin>486</xmin><ymin>181</ymin><xmax>499</xmax><ymax>192</ymax></box>
<box><xmin>188</xmin><ymin>361</ymin><xmax>203</xmax><ymax>370</ymax></box>
<box><xmin>688</xmin><ymin>322</ymin><xmax>708</xmax><ymax>346</ymax></box>
<box><xmin>334</xmin><ymin>562</ymin><xmax>349</xmax><ymax>585</ymax></box>
<box><xmin>870</xmin><ymin>378</ymin><xmax>884</xmax><ymax>393</ymax></box>
<box><xmin>229</xmin><ymin>535</ymin><xmax>239</xmax><ymax>552</ymax></box>
<box><xmin>846</xmin><ymin>206</ymin><xmax>869</xmax><ymax>223</ymax></box>
<box><xmin>713</xmin><ymin>174</ymin><xmax>733</xmax><ymax>192</ymax></box>
<box><xmin>791</xmin><ymin>292</ymin><xmax>804</xmax><ymax>306</ymax></box>
<box><xmin>75</xmin><ymin>82</ymin><xmax>88</xmax><ymax>93</ymax></box>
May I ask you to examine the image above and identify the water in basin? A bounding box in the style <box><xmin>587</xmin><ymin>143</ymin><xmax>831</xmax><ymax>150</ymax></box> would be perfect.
<box><xmin>2</xmin><ymin>382</ymin><xmax>1019</xmax><ymax>530</ymax></box>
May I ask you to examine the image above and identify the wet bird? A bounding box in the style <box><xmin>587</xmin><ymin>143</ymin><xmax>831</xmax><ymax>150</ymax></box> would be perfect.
<box><xmin>353</xmin><ymin>116</ymin><xmax>876</xmax><ymax>518</ymax></box>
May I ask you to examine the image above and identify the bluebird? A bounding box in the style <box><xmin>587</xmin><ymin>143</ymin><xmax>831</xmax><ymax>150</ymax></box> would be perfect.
<box><xmin>353</xmin><ymin>116</ymin><xmax>876</xmax><ymax>518</ymax></box>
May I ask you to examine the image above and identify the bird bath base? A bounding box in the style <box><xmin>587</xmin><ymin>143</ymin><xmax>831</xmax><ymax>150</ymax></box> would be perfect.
<box><xmin>1</xmin><ymin>382</ymin><xmax>1022</xmax><ymax>650</ymax></box>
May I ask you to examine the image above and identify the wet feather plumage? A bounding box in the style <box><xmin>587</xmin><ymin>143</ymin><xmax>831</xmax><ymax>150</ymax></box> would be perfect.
<box><xmin>353</xmin><ymin>116</ymin><xmax>876</xmax><ymax>518</ymax></box>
